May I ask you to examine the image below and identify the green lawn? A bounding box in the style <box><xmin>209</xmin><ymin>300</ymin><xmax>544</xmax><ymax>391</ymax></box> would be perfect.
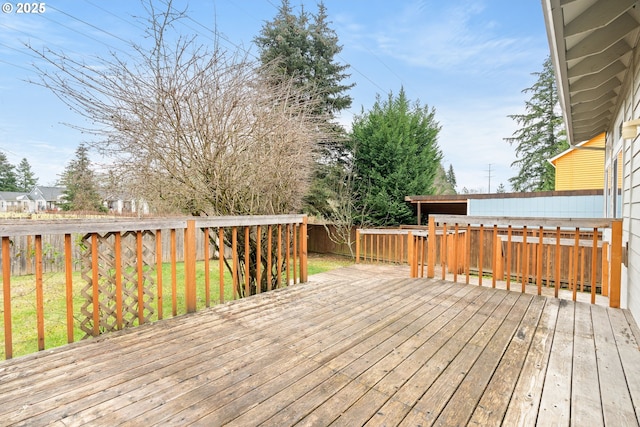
<box><xmin>0</xmin><ymin>253</ymin><xmax>353</xmax><ymax>359</ymax></box>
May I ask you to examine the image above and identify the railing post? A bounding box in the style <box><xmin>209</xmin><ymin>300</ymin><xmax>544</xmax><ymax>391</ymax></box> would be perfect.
<box><xmin>428</xmin><ymin>216</ymin><xmax>436</xmax><ymax>278</ymax></box>
<box><xmin>355</xmin><ymin>229</ymin><xmax>361</xmax><ymax>264</ymax></box>
<box><xmin>35</xmin><ymin>235</ymin><xmax>45</xmax><ymax>351</ymax></box>
<box><xmin>3</xmin><ymin>236</ymin><xmax>13</xmax><ymax>359</ymax></box>
<box><xmin>136</xmin><ymin>230</ymin><xmax>145</xmax><ymax>323</ymax></box>
<box><xmin>91</xmin><ymin>233</ymin><xmax>100</xmax><ymax>337</ymax></box>
<box><xmin>407</xmin><ymin>231</ymin><xmax>414</xmax><ymax>277</ymax></box>
<box><xmin>300</xmin><ymin>217</ymin><xmax>308</xmax><ymax>283</ymax></box>
<box><xmin>609</xmin><ymin>219</ymin><xmax>622</xmax><ymax>308</ymax></box>
<box><xmin>64</xmin><ymin>233</ymin><xmax>74</xmax><ymax>343</ymax></box>
<box><xmin>184</xmin><ymin>220</ymin><xmax>197</xmax><ymax>313</ymax></box>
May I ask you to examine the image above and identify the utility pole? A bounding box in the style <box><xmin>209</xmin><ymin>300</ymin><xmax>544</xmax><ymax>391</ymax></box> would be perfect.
<box><xmin>487</xmin><ymin>163</ymin><xmax>493</xmax><ymax>193</ymax></box>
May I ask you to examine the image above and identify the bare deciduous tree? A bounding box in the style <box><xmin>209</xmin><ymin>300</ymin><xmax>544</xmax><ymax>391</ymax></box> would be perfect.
<box><xmin>28</xmin><ymin>0</ymin><xmax>328</xmax><ymax>295</ymax></box>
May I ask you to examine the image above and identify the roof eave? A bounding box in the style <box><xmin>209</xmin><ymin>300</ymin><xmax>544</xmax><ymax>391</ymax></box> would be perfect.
<box><xmin>542</xmin><ymin>0</ymin><xmax>575</xmax><ymax>146</ymax></box>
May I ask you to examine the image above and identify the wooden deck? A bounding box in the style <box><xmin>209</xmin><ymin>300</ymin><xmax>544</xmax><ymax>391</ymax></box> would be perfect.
<box><xmin>1</xmin><ymin>264</ymin><xmax>640</xmax><ymax>426</ymax></box>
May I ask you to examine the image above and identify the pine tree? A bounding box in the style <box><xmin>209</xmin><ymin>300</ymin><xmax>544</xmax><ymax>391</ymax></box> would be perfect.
<box><xmin>446</xmin><ymin>164</ymin><xmax>457</xmax><ymax>188</ymax></box>
<box><xmin>496</xmin><ymin>183</ymin><xmax>506</xmax><ymax>193</ymax></box>
<box><xmin>505</xmin><ymin>56</ymin><xmax>568</xmax><ymax>192</ymax></box>
<box><xmin>254</xmin><ymin>0</ymin><xmax>353</xmax><ymax>119</ymax></box>
<box><xmin>351</xmin><ymin>88</ymin><xmax>442</xmax><ymax>226</ymax></box>
<box><xmin>433</xmin><ymin>163</ymin><xmax>456</xmax><ymax>195</ymax></box>
<box><xmin>59</xmin><ymin>145</ymin><xmax>105</xmax><ymax>212</ymax></box>
<box><xmin>255</xmin><ymin>0</ymin><xmax>355</xmax><ymax>216</ymax></box>
<box><xmin>0</xmin><ymin>152</ymin><xmax>18</xmax><ymax>191</ymax></box>
<box><xmin>15</xmin><ymin>158</ymin><xmax>38</xmax><ymax>192</ymax></box>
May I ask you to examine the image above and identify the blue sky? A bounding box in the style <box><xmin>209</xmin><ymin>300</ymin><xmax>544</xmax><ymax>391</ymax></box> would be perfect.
<box><xmin>0</xmin><ymin>0</ymin><xmax>550</xmax><ymax>191</ymax></box>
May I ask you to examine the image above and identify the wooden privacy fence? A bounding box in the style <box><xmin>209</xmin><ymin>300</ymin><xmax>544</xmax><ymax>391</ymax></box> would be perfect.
<box><xmin>355</xmin><ymin>215</ymin><xmax>623</xmax><ymax>308</ymax></box>
<box><xmin>0</xmin><ymin>215</ymin><xmax>308</xmax><ymax>360</ymax></box>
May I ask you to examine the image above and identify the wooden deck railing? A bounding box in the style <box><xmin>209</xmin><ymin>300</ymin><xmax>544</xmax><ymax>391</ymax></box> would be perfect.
<box><xmin>0</xmin><ymin>215</ymin><xmax>307</xmax><ymax>360</ymax></box>
<box><xmin>355</xmin><ymin>215</ymin><xmax>623</xmax><ymax>308</ymax></box>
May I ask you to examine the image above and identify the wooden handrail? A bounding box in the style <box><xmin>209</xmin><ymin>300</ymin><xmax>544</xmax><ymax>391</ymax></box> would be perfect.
<box><xmin>428</xmin><ymin>215</ymin><xmax>623</xmax><ymax>309</ymax></box>
<box><xmin>354</xmin><ymin>216</ymin><xmax>623</xmax><ymax>309</ymax></box>
<box><xmin>0</xmin><ymin>215</ymin><xmax>308</xmax><ymax>360</ymax></box>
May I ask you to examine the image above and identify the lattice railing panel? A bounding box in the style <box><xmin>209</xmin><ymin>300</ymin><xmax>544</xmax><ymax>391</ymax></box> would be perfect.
<box><xmin>79</xmin><ymin>231</ymin><xmax>156</xmax><ymax>339</ymax></box>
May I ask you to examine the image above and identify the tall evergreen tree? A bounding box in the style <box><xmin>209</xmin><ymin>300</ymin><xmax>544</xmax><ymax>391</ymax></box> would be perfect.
<box><xmin>15</xmin><ymin>158</ymin><xmax>38</xmax><ymax>192</ymax></box>
<box><xmin>505</xmin><ymin>56</ymin><xmax>568</xmax><ymax>191</ymax></box>
<box><xmin>433</xmin><ymin>163</ymin><xmax>456</xmax><ymax>195</ymax></box>
<box><xmin>59</xmin><ymin>144</ymin><xmax>105</xmax><ymax>212</ymax></box>
<box><xmin>446</xmin><ymin>164</ymin><xmax>457</xmax><ymax>189</ymax></box>
<box><xmin>0</xmin><ymin>152</ymin><xmax>18</xmax><ymax>192</ymax></box>
<box><xmin>351</xmin><ymin>88</ymin><xmax>442</xmax><ymax>226</ymax></box>
<box><xmin>254</xmin><ymin>0</ymin><xmax>353</xmax><ymax>119</ymax></box>
<box><xmin>255</xmin><ymin>0</ymin><xmax>354</xmax><ymax>217</ymax></box>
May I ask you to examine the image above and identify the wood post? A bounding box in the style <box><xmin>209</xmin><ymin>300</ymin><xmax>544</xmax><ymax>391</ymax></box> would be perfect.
<box><xmin>506</xmin><ymin>226</ymin><xmax>512</xmax><ymax>291</ymax></box>
<box><xmin>35</xmin><ymin>235</ymin><xmax>44</xmax><ymax>351</ymax></box>
<box><xmin>245</xmin><ymin>226</ymin><xmax>250</xmax><ymax>295</ymax></box>
<box><xmin>219</xmin><ymin>227</ymin><xmax>225</xmax><ymax>303</ymax></box>
<box><xmin>407</xmin><ymin>231</ymin><xmax>414</xmax><ymax>277</ymax></box>
<box><xmin>204</xmin><ymin>228</ymin><xmax>210</xmax><ymax>306</ymax></box>
<box><xmin>64</xmin><ymin>234</ymin><xmax>74</xmax><ymax>343</ymax></box>
<box><xmin>115</xmin><ymin>233</ymin><xmax>123</xmax><ymax>329</ymax></box>
<box><xmin>591</xmin><ymin>229</ymin><xmax>598</xmax><ymax>304</ymax></box>
<box><xmin>355</xmin><ymin>229</ymin><xmax>361</xmax><ymax>264</ymax></box>
<box><xmin>256</xmin><ymin>225</ymin><xmax>262</xmax><ymax>293</ymax></box>
<box><xmin>184</xmin><ymin>220</ymin><xmax>197</xmax><ymax>313</ymax></box>
<box><xmin>478</xmin><ymin>224</ymin><xmax>484</xmax><ymax>286</ymax></box>
<box><xmin>232</xmin><ymin>227</ymin><xmax>238</xmax><ymax>299</ymax></box>
<box><xmin>171</xmin><ymin>229</ymin><xmax>177</xmax><ymax>316</ymax></box>
<box><xmin>602</xmin><ymin>242</ymin><xmax>609</xmax><ymax>297</ymax></box>
<box><xmin>555</xmin><ymin>227</ymin><xmax>561</xmax><ymax>298</ymax></box>
<box><xmin>91</xmin><ymin>233</ymin><xmax>100</xmax><ymax>337</ymax></box>
<box><xmin>3</xmin><ymin>236</ymin><xmax>12</xmax><ymax>359</ymax></box>
<box><xmin>267</xmin><ymin>225</ymin><xmax>272</xmax><ymax>291</ymax></box>
<box><xmin>156</xmin><ymin>230</ymin><xmax>163</xmax><ymax>320</ymax></box>
<box><xmin>427</xmin><ymin>216</ymin><xmax>435</xmax><ymax>278</ymax></box>
<box><xmin>136</xmin><ymin>230</ymin><xmax>145</xmax><ymax>323</ymax></box>
<box><xmin>276</xmin><ymin>225</ymin><xmax>281</xmax><ymax>289</ymax></box>
<box><xmin>609</xmin><ymin>220</ymin><xmax>622</xmax><ymax>308</ymax></box>
<box><xmin>537</xmin><ymin>227</ymin><xmax>543</xmax><ymax>295</ymax></box>
<box><xmin>300</xmin><ymin>217</ymin><xmax>308</xmax><ymax>283</ymax></box>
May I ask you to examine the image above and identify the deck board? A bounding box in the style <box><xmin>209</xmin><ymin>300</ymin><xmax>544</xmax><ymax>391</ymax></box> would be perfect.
<box><xmin>0</xmin><ymin>264</ymin><xmax>639</xmax><ymax>426</ymax></box>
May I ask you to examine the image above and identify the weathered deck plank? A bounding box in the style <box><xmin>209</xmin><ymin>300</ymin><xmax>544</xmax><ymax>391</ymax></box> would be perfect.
<box><xmin>571</xmin><ymin>302</ymin><xmax>604</xmax><ymax>427</ymax></box>
<box><xmin>591</xmin><ymin>305</ymin><xmax>638</xmax><ymax>426</ymax></box>
<box><xmin>537</xmin><ymin>299</ymin><xmax>575</xmax><ymax>426</ymax></box>
<box><xmin>0</xmin><ymin>264</ymin><xmax>638</xmax><ymax>426</ymax></box>
<box><xmin>501</xmin><ymin>297</ymin><xmax>560</xmax><ymax>425</ymax></box>
<box><xmin>467</xmin><ymin>295</ymin><xmax>546</xmax><ymax>426</ymax></box>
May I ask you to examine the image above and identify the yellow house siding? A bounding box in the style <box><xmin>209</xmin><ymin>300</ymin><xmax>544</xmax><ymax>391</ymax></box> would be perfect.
<box><xmin>551</xmin><ymin>133</ymin><xmax>605</xmax><ymax>190</ymax></box>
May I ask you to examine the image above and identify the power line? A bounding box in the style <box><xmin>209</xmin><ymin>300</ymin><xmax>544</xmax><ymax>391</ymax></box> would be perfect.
<box><xmin>47</xmin><ymin>5</ymin><xmax>131</xmax><ymax>45</ymax></box>
<box><xmin>36</xmin><ymin>13</ymin><xmax>130</xmax><ymax>55</ymax></box>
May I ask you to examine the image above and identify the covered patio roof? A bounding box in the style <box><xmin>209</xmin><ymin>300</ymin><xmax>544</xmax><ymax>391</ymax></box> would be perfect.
<box><xmin>542</xmin><ymin>0</ymin><xmax>640</xmax><ymax>145</ymax></box>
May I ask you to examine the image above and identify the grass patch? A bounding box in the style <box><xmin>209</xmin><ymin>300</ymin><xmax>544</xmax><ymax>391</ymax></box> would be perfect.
<box><xmin>0</xmin><ymin>253</ymin><xmax>354</xmax><ymax>359</ymax></box>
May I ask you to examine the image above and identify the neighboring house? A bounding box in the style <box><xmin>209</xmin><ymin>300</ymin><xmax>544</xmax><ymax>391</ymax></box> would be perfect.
<box><xmin>0</xmin><ymin>191</ymin><xmax>32</xmax><ymax>212</ymax></box>
<box><xmin>102</xmin><ymin>191</ymin><xmax>150</xmax><ymax>215</ymax></box>
<box><xmin>548</xmin><ymin>132</ymin><xmax>606</xmax><ymax>190</ymax></box>
<box><xmin>29</xmin><ymin>186</ymin><xmax>66</xmax><ymax>212</ymax></box>
<box><xmin>543</xmin><ymin>1</ymin><xmax>640</xmax><ymax>319</ymax></box>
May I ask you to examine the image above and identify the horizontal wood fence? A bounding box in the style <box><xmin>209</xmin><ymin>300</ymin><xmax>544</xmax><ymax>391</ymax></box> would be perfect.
<box><xmin>0</xmin><ymin>215</ymin><xmax>308</xmax><ymax>360</ymax></box>
<box><xmin>355</xmin><ymin>215</ymin><xmax>623</xmax><ymax>308</ymax></box>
